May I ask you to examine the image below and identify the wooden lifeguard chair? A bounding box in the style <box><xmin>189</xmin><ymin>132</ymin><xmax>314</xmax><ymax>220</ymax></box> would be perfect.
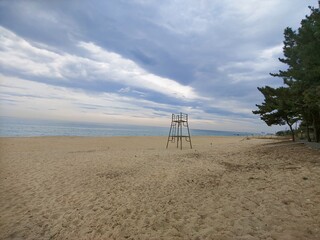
<box><xmin>166</xmin><ymin>113</ymin><xmax>192</xmax><ymax>149</ymax></box>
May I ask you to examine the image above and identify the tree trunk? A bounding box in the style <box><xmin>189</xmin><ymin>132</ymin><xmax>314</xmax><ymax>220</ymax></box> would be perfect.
<box><xmin>304</xmin><ymin>118</ymin><xmax>312</xmax><ymax>142</ymax></box>
<box><xmin>306</xmin><ymin>124</ymin><xmax>311</xmax><ymax>142</ymax></box>
<box><xmin>316</xmin><ymin>110</ymin><xmax>320</xmax><ymax>142</ymax></box>
<box><xmin>312</xmin><ymin>113</ymin><xmax>320</xmax><ymax>142</ymax></box>
<box><xmin>315</xmin><ymin>125</ymin><xmax>320</xmax><ymax>143</ymax></box>
<box><xmin>287</xmin><ymin>122</ymin><xmax>295</xmax><ymax>142</ymax></box>
<box><xmin>303</xmin><ymin>110</ymin><xmax>312</xmax><ymax>142</ymax></box>
<box><xmin>318</xmin><ymin>112</ymin><xmax>320</xmax><ymax>142</ymax></box>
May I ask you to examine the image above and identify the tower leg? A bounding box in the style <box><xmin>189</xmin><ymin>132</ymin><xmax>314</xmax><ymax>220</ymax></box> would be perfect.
<box><xmin>180</xmin><ymin>121</ymin><xmax>183</xmax><ymax>150</ymax></box>
<box><xmin>176</xmin><ymin>122</ymin><xmax>180</xmax><ymax>148</ymax></box>
<box><xmin>166</xmin><ymin>122</ymin><xmax>173</xmax><ymax>149</ymax></box>
<box><xmin>186</xmin><ymin>122</ymin><xmax>192</xmax><ymax>149</ymax></box>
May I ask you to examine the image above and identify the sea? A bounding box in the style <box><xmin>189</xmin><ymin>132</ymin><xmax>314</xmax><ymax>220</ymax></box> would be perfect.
<box><xmin>0</xmin><ymin>118</ymin><xmax>254</xmax><ymax>137</ymax></box>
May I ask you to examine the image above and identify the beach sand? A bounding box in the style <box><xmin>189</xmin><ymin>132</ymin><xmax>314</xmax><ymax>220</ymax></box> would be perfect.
<box><xmin>0</xmin><ymin>136</ymin><xmax>319</xmax><ymax>239</ymax></box>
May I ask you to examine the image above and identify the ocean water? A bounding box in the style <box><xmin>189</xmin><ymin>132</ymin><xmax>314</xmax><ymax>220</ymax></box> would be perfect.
<box><xmin>0</xmin><ymin>118</ymin><xmax>253</xmax><ymax>137</ymax></box>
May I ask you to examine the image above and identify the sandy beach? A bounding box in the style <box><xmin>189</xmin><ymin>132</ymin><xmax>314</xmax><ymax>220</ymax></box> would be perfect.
<box><xmin>0</xmin><ymin>136</ymin><xmax>319</xmax><ymax>239</ymax></box>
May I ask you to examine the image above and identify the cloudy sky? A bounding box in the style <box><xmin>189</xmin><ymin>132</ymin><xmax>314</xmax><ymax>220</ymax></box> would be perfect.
<box><xmin>0</xmin><ymin>0</ymin><xmax>318</xmax><ymax>132</ymax></box>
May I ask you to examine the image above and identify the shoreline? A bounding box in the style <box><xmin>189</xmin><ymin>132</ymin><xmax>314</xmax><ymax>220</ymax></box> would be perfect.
<box><xmin>1</xmin><ymin>136</ymin><xmax>319</xmax><ymax>239</ymax></box>
<box><xmin>0</xmin><ymin>120</ymin><xmax>256</xmax><ymax>138</ymax></box>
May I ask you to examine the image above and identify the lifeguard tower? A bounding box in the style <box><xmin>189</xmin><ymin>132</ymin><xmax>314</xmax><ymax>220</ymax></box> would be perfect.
<box><xmin>166</xmin><ymin>113</ymin><xmax>192</xmax><ymax>149</ymax></box>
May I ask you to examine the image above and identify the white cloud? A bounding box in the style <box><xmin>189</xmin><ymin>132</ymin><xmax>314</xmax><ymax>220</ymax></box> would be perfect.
<box><xmin>155</xmin><ymin>0</ymin><xmax>214</xmax><ymax>35</ymax></box>
<box><xmin>217</xmin><ymin>44</ymin><xmax>284</xmax><ymax>83</ymax></box>
<box><xmin>0</xmin><ymin>27</ymin><xmax>63</xmax><ymax>78</ymax></box>
<box><xmin>0</xmin><ymin>74</ymin><xmax>175</xmax><ymax>125</ymax></box>
<box><xmin>153</xmin><ymin>0</ymin><xmax>278</xmax><ymax>36</ymax></box>
<box><xmin>149</xmin><ymin>0</ymin><xmax>303</xmax><ymax>37</ymax></box>
<box><xmin>0</xmin><ymin>74</ymin><xmax>270</xmax><ymax>132</ymax></box>
<box><xmin>78</xmin><ymin>41</ymin><xmax>200</xmax><ymax>100</ymax></box>
<box><xmin>260</xmin><ymin>44</ymin><xmax>283</xmax><ymax>60</ymax></box>
<box><xmin>224</xmin><ymin>0</ymin><xmax>279</xmax><ymax>23</ymax></box>
<box><xmin>0</xmin><ymin>26</ymin><xmax>200</xmax><ymax>101</ymax></box>
<box><xmin>118</xmin><ymin>87</ymin><xmax>131</xmax><ymax>93</ymax></box>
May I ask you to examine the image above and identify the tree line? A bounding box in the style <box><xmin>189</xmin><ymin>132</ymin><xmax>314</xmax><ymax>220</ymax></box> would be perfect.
<box><xmin>253</xmin><ymin>5</ymin><xmax>320</xmax><ymax>142</ymax></box>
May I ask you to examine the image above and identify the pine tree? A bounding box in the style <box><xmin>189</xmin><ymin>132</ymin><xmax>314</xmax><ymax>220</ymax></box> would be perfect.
<box><xmin>253</xmin><ymin>86</ymin><xmax>298</xmax><ymax>141</ymax></box>
<box><xmin>255</xmin><ymin>5</ymin><xmax>320</xmax><ymax>142</ymax></box>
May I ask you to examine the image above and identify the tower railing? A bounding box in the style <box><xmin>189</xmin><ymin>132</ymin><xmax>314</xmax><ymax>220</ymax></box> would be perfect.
<box><xmin>166</xmin><ymin>113</ymin><xmax>192</xmax><ymax>149</ymax></box>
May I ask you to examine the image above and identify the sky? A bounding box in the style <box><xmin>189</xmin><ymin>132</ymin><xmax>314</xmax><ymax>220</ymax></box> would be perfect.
<box><xmin>0</xmin><ymin>0</ymin><xmax>318</xmax><ymax>133</ymax></box>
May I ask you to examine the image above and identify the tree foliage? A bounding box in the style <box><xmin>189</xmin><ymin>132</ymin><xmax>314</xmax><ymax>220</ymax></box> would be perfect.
<box><xmin>254</xmin><ymin>6</ymin><xmax>320</xmax><ymax>142</ymax></box>
<box><xmin>253</xmin><ymin>86</ymin><xmax>298</xmax><ymax>141</ymax></box>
